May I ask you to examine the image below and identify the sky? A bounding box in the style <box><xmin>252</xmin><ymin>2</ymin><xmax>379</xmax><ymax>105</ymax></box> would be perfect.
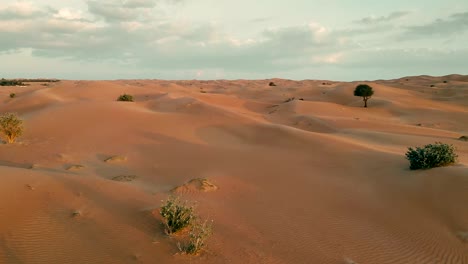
<box><xmin>0</xmin><ymin>0</ymin><xmax>467</xmax><ymax>81</ymax></box>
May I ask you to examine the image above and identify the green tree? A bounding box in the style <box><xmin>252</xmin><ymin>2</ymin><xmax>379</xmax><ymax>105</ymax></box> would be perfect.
<box><xmin>354</xmin><ymin>84</ymin><xmax>374</xmax><ymax>108</ymax></box>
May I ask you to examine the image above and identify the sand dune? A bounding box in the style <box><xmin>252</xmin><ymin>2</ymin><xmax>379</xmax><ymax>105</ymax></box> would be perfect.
<box><xmin>0</xmin><ymin>76</ymin><xmax>467</xmax><ymax>263</ymax></box>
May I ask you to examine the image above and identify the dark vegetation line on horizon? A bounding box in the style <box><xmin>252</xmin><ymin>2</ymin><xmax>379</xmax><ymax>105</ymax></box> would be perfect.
<box><xmin>2</xmin><ymin>73</ymin><xmax>466</xmax><ymax>83</ymax></box>
<box><xmin>1</xmin><ymin>78</ymin><xmax>60</xmax><ymax>86</ymax></box>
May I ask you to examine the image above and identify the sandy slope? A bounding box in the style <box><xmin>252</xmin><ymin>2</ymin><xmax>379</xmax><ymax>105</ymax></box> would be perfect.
<box><xmin>0</xmin><ymin>75</ymin><xmax>467</xmax><ymax>264</ymax></box>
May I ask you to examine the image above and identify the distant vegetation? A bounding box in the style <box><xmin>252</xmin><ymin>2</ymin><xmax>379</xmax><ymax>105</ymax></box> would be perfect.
<box><xmin>1</xmin><ymin>78</ymin><xmax>59</xmax><ymax>86</ymax></box>
<box><xmin>9</xmin><ymin>93</ymin><xmax>16</xmax><ymax>98</ymax></box>
<box><xmin>354</xmin><ymin>84</ymin><xmax>374</xmax><ymax>108</ymax></box>
<box><xmin>117</xmin><ymin>94</ymin><xmax>134</xmax><ymax>102</ymax></box>
<box><xmin>269</xmin><ymin>81</ymin><xmax>277</xmax><ymax>86</ymax></box>
<box><xmin>0</xmin><ymin>113</ymin><xmax>24</xmax><ymax>144</ymax></box>
<box><xmin>406</xmin><ymin>142</ymin><xmax>457</xmax><ymax>170</ymax></box>
<box><xmin>1</xmin><ymin>79</ymin><xmax>24</xmax><ymax>86</ymax></box>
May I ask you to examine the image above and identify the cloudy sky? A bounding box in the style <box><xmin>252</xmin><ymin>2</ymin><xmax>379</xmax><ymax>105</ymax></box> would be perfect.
<box><xmin>0</xmin><ymin>0</ymin><xmax>467</xmax><ymax>80</ymax></box>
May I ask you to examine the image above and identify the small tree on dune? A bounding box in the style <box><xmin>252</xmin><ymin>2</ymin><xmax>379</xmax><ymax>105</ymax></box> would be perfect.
<box><xmin>354</xmin><ymin>84</ymin><xmax>374</xmax><ymax>108</ymax></box>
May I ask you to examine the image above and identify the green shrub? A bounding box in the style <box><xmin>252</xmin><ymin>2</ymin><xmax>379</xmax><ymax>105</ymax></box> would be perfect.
<box><xmin>10</xmin><ymin>93</ymin><xmax>16</xmax><ymax>98</ymax></box>
<box><xmin>160</xmin><ymin>196</ymin><xmax>195</xmax><ymax>234</ymax></box>
<box><xmin>178</xmin><ymin>220</ymin><xmax>213</xmax><ymax>255</ymax></box>
<box><xmin>405</xmin><ymin>142</ymin><xmax>457</xmax><ymax>170</ymax></box>
<box><xmin>117</xmin><ymin>94</ymin><xmax>134</xmax><ymax>102</ymax></box>
<box><xmin>0</xmin><ymin>113</ymin><xmax>24</xmax><ymax>144</ymax></box>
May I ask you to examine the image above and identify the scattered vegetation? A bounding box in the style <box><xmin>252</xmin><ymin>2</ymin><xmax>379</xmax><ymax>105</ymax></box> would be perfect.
<box><xmin>0</xmin><ymin>113</ymin><xmax>24</xmax><ymax>144</ymax></box>
<box><xmin>269</xmin><ymin>81</ymin><xmax>277</xmax><ymax>86</ymax></box>
<box><xmin>111</xmin><ymin>175</ymin><xmax>137</xmax><ymax>182</ymax></box>
<box><xmin>353</xmin><ymin>84</ymin><xmax>374</xmax><ymax>108</ymax></box>
<box><xmin>160</xmin><ymin>196</ymin><xmax>196</xmax><ymax>234</ymax></box>
<box><xmin>178</xmin><ymin>220</ymin><xmax>213</xmax><ymax>255</ymax></box>
<box><xmin>284</xmin><ymin>97</ymin><xmax>295</xmax><ymax>103</ymax></box>
<box><xmin>443</xmin><ymin>80</ymin><xmax>448</xmax><ymax>83</ymax></box>
<box><xmin>160</xmin><ymin>196</ymin><xmax>213</xmax><ymax>255</ymax></box>
<box><xmin>0</xmin><ymin>78</ymin><xmax>24</xmax><ymax>86</ymax></box>
<box><xmin>405</xmin><ymin>142</ymin><xmax>457</xmax><ymax>170</ymax></box>
<box><xmin>17</xmin><ymin>79</ymin><xmax>59</xmax><ymax>83</ymax></box>
<box><xmin>117</xmin><ymin>94</ymin><xmax>134</xmax><ymax>102</ymax></box>
<box><xmin>9</xmin><ymin>93</ymin><xmax>16</xmax><ymax>98</ymax></box>
<box><xmin>459</xmin><ymin>136</ymin><xmax>468</xmax><ymax>141</ymax></box>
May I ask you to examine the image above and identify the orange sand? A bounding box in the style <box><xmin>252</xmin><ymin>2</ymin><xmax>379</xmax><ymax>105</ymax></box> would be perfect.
<box><xmin>0</xmin><ymin>75</ymin><xmax>467</xmax><ymax>263</ymax></box>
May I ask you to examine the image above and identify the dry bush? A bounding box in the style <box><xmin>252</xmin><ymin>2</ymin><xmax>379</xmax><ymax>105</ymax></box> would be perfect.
<box><xmin>117</xmin><ymin>94</ymin><xmax>134</xmax><ymax>102</ymax></box>
<box><xmin>0</xmin><ymin>113</ymin><xmax>24</xmax><ymax>143</ymax></box>
<box><xmin>178</xmin><ymin>219</ymin><xmax>213</xmax><ymax>255</ymax></box>
<box><xmin>160</xmin><ymin>196</ymin><xmax>195</xmax><ymax>234</ymax></box>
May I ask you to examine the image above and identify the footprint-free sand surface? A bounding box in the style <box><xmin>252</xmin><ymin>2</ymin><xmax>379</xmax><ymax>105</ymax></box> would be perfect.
<box><xmin>0</xmin><ymin>75</ymin><xmax>467</xmax><ymax>263</ymax></box>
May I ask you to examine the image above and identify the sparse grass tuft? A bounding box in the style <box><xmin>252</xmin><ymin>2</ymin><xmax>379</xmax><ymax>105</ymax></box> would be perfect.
<box><xmin>0</xmin><ymin>112</ymin><xmax>24</xmax><ymax>144</ymax></box>
<box><xmin>405</xmin><ymin>142</ymin><xmax>457</xmax><ymax>170</ymax></box>
<box><xmin>178</xmin><ymin>219</ymin><xmax>213</xmax><ymax>255</ymax></box>
<box><xmin>160</xmin><ymin>196</ymin><xmax>196</xmax><ymax>234</ymax></box>
<box><xmin>117</xmin><ymin>94</ymin><xmax>134</xmax><ymax>102</ymax></box>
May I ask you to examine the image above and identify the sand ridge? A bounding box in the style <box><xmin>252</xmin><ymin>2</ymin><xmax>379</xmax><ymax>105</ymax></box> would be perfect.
<box><xmin>0</xmin><ymin>76</ymin><xmax>467</xmax><ymax>263</ymax></box>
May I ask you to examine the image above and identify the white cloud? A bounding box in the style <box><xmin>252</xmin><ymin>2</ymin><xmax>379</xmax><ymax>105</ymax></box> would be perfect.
<box><xmin>0</xmin><ymin>2</ymin><xmax>42</xmax><ymax>18</ymax></box>
<box><xmin>0</xmin><ymin>3</ymin><xmax>467</xmax><ymax>80</ymax></box>
<box><xmin>53</xmin><ymin>8</ymin><xmax>84</xmax><ymax>20</ymax></box>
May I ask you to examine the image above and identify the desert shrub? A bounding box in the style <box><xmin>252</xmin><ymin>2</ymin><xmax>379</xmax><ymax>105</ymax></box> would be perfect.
<box><xmin>0</xmin><ymin>113</ymin><xmax>24</xmax><ymax>144</ymax></box>
<box><xmin>160</xmin><ymin>196</ymin><xmax>195</xmax><ymax>234</ymax></box>
<box><xmin>459</xmin><ymin>136</ymin><xmax>468</xmax><ymax>141</ymax></box>
<box><xmin>269</xmin><ymin>82</ymin><xmax>277</xmax><ymax>86</ymax></box>
<box><xmin>405</xmin><ymin>142</ymin><xmax>457</xmax><ymax>170</ymax></box>
<box><xmin>178</xmin><ymin>220</ymin><xmax>213</xmax><ymax>255</ymax></box>
<box><xmin>117</xmin><ymin>94</ymin><xmax>134</xmax><ymax>102</ymax></box>
<box><xmin>9</xmin><ymin>93</ymin><xmax>16</xmax><ymax>98</ymax></box>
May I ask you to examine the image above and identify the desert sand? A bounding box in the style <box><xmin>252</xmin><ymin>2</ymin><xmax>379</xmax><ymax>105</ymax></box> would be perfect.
<box><xmin>0</xmin><ymin>75</ymin><xmax>467</xmax><ymax>264</ymax></box>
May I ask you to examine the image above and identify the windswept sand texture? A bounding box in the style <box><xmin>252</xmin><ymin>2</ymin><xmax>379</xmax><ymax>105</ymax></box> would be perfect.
<box><xmin>0</xmin><ymin>75</ymin><xmax>467</xmax><ymax>264</ymax></box>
